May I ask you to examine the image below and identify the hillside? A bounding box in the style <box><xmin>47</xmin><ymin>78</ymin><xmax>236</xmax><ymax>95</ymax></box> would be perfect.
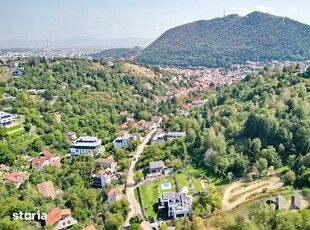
<box><xmin>0</xmin><ymin>58</ymin><xmax>182</xmax><ymax>229</ymax></box>
<box><xmin>91</xmin><ymin>47</ymin><xmax>143</xmax><ymax>60</ymax></box>
<box><xmin>137</xmin><ymin>12</ymin><xmax>310</xmax><ymax>67</ymax></box>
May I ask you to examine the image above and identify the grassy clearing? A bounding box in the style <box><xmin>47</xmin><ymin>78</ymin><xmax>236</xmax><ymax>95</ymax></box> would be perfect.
<box><xmin>216</xmin><ymin>184</ymin><xmax>230</xmax><ymax>199</ymax></box>
<box><xmin>6</xmin><ymin>125</ymin><xmax>25</xmax><ymax>137</ymax></box>
<box><xmin>5</xmin><ymin>125</ymin><xmax>22</xmax><ymax>132</ymax></box>
<box><xmin>176</xmin><ymin>172</ymin><xmax>188</xmax><ymax>191</ymax></box>
<box><xmin>0</xmin><ymin>68</ymin><xmax>12</xmax><ymax>82</ymax></box>
<box><xmin>138</xmin><ymin>177</ymin><xmax>174</xmax><ymax>218</ymax></box>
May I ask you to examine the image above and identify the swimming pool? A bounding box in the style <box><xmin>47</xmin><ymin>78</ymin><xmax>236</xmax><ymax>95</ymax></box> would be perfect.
<box><xmin>161</xmin><ymin>182</ymin><xmax>172</xmax><ymax>190</ymax></box>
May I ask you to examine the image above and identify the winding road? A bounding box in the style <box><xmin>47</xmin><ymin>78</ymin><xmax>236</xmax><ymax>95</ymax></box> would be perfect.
<box><xmin>124</xmin><ymin>129</ymin><xmax>157</xmax><ymax>230</ymax></box>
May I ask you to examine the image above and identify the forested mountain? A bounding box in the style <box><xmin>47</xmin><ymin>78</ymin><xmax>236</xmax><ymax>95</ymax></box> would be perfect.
<box><xmin>90</xmin><ymin>47</ymin><xmax>143</xmax><ymax>60</ymax></box>
<box><xmin>137</xmin><ymin>12</ymin><xmax>310</xmax><ymax>67</ymax></box>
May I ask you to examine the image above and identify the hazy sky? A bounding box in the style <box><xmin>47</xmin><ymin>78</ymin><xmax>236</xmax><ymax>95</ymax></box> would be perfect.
<box><xmin>0</xmin><ymin>0</ymin><xmax>309</xmax><ymax>40</ymax></box>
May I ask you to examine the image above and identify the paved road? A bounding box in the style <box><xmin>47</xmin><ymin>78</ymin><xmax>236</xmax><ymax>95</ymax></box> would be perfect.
<box><xmin>124</xmin><ymin>129</ymin><xmax>157</xmax><ymax>229</ymax></box>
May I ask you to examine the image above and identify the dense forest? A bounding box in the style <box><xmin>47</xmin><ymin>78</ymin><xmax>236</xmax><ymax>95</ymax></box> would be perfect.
<box><xmin>138</xmin><ymin>12</ymin><xmax>310</xmax><ymax>67</ymax></box>
<box><xmin>161</xmin><ymin>65</ymin><xmax>310</xmax><ymax>187</ymax></box>
<box><xmin>90</xmin><ymin>47</ymin><xmax>143</xmax><ymax>60</ymax></box>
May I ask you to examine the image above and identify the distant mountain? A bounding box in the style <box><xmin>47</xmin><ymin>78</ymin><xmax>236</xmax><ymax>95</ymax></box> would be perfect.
<box><xmin>137</xmin><ymin>12</ymin><xmax>310</xmax><ymax>67</ymax></box>
<box><xmin>0</xmin><ymin>37</ymin><xmax>154</xmax><ymax>49</ymax></box>
<box><xmin>90</xmin><ymin>47</ymin><xmax>143</xmax><ymax>60</ymax></box>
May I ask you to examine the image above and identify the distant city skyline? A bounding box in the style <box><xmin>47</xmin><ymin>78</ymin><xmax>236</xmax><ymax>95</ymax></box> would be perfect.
<box><xmin>0</xmin><ymin>0</ymin><xmax>309</xmax><ymax>41</ymax></box>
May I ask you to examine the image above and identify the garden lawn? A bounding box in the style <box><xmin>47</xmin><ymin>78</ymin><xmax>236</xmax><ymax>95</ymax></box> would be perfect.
<box><xmin>138</xmin><ymin>177</ymin><xmax>174</xmax><ymax>219</ymax></box>
<box><xmin>175</xmin><ymin>172</ymin><xmax>189</xmax><ymax>192</ymax></box>
<box><xmin>6</xmin><ymin>126</ymin><xmax>25</xmax><ymax>137</ymax></box>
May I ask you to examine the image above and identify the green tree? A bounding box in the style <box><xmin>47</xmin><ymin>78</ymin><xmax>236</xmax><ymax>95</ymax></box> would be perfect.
<box><xmin>283</xmin><ymin>170</ymin><xmax>296</xmax><ymax>186</ymax></box>
<box><xmin>0</xmin><ymin>127</ymin><xmax>7</xmax><ymax>139</ymax></box>
<box><xmin>133</xmin><ymin>171</ymin><xmax>143</xmax><ymax>183</ymax></box>
<box><xmin>275</xmin><ymin>209</ymin><xmax>302</xmax><ymax>230</ymax></box>
<box><xmin>160</xmin><ymin>223</ymin><xmax>168</xmax><ymax>230</ymax></box>
<box><xmin>129</xmin><ymin>223</ymin><xmax>140</xmax><ymax>230</ymax></box>
<box><xmin>250</xmin><ymin>202</ymin><xmax>275</xmax><ymax>230</ymax></box>
<box><xmin>255</xmin><ymin>158</ymin><xmax>268</xmax><ymax>176</ymax></box>
<box><xmin>105</xmin><ymin>213</ymin><xmax>124</xmax><ymax>230</ymax></box>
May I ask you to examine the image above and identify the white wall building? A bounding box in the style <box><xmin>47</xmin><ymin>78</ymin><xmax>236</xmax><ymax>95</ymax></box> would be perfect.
<box><xmin>113</xmin><ymin>134</ymin><xmax>131</xmax><ymax>148</ymax></box>
<box><xmin>70</xmin><ymin>136</ymin><xmax>102</xmax><ymax>156</ymax></box>
<box><xmin>158</xmin><ymin>192</ymin><xmax>192</xmax><ymax>220</ymax></box>
<box><xmin>0</xmin><ymin>111</ymin><xmax>17</xmax><ymax>127</ymax></box>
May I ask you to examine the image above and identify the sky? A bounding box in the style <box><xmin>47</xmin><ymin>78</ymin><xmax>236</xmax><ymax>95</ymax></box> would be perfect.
<box><xmin>0</xmin><ymin>0</ymin><xmax>309</xmax><ymax>41</ymax></box>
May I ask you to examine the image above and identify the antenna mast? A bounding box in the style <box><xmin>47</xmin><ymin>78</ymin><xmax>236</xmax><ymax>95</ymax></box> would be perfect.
<box><xmin>46</xmin><ymin>36</ymin><xmax>49</xmax><ymax>49</ymax></box>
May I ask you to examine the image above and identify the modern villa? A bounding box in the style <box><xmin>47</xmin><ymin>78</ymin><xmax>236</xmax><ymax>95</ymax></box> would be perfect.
<box><xmin>113</xmin><ymin>134</ymin><xmax>131</xmax><ymax>148</ymax></box>
<box><xmin>149</xmin><ymin>160</ymin><xmax>165</xmax><ymax>174</ymax></box>
<box><xmin>0</xmin><ymin>111</ymin><xmax>17</xmax><ymax>127</ymax></box>
<box><xmin>158</xmin><ymin>192</ymin><xmax>192</xmax><ymax>220</ymax></box>
<box><xmin>70</xmin><ymin>136</ymin><xmax>102</xmax><ymax>156</ymax></box>
<box><xmin>150</xmin><ymin>131</ymin><xmax>185</xmax><ymax>143</ymax></box>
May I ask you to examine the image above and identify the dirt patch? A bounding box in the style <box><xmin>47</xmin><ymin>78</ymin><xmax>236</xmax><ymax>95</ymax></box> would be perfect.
<box><xmin>123</xmin><ymin>62</ymin><xmax>157</xmax><ymax>79</ymax></box>
<box><xmin>222</xmin><ymin>177</ymin><xmax>283</xmax><ymax>211</ymax></box>
<box><xmin>90</xmin><ymin>62</ymin><xmax>105</xmax><ymax>70</ymax></box>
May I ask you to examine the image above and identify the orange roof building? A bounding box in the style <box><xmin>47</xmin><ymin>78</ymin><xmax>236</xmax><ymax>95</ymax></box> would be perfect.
<box><xmin>81</xmin><ymin>225</ymin><xmax>97</xmax><ymax>230</ymax></box>
<box><xmin>3</xmin><ymin>172</ymin><xmax>23</xmax><ymax>187</ymax></box>
<box><xmin>107</xmin><ymin>188</ymin><xmax>122</xmax><ymax>203</ymax></box>
<box><xmin>45</xmin><ymin>207</ymin><xmax>77</xmax><ymax>229</ymax></box>
<box><xmin>37</xmin><ymin>181</ymin><xmax>56</xmax><ymax>199</ymax></box>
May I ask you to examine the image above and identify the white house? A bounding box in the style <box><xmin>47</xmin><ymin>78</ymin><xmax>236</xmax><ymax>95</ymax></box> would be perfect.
<box><xmin>0</xmin><ymin>111</ymin><xmax>17</xmax><ymax>127</ymax></box>
<box><xmin>92</xmin><ymin>169</ymin><xmax>113</xmax><ymax>188</ymax></box>
<box><xmin>113</xmin><ymin>134</ymin><xmax>131</xmax><ymax>148</ymax></box>
<box><xmin>70</xmin><ymin>136</ymin><xmax>102</xmax><ymax>156</ymax></box>
<box><xmin>158</xmin><ymin>192</ymin><xmax>192</xmax><ymax>220</ymax></box>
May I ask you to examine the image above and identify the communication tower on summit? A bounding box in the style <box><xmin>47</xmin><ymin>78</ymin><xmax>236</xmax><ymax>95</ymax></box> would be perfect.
<box><xmin>44</xmin><ymin>36</ymin><xmax>52</xmax><ymax>51</ymax></box>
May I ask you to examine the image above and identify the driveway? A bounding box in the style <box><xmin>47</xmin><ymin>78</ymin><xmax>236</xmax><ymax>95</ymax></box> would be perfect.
<box><xmin>124</xmin><ymin>129</ymin><xmax>157</xmax><ymax>229</ymax></box>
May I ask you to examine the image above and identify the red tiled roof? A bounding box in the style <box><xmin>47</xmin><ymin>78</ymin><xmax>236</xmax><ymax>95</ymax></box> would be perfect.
<box><xmin>61</xmin><ymin>209</ymin><xmax>71</xmax><ymax>216</ymax></box>
<box><xmin>52</xmin><ymin>159</ymin><xmax>61</xmax><ymax>167</ymax></box>
<box><xmin>51</xmin><ymin>111</ymin><xmax>60</xmax><ymax>115</ymax></box>
<box><xmin>108</xmin><ymin>188</ymin><xmax>121</xmax><ymax>196</ymax></box>
<box><xmin>37</xmin><ymin>181</ymin><xmax>56</xmax><ymax>198</ymax></box>
<box><xmin>96</xmin><ymin>157</ymin><xmax>114</xmax><ymax>165</ymax></box>
<box><xmin>181</xmin><ymin>103</ymin><xmax>192</xmax><ymax>109</ymax></box>
<box><xmin>120</xmin><ymin>123</ymin><xmax>128</xmax><ymax>129</ymax></box>
<box><xmin>45</xmin><ymin>208</ymin><xmax>72</xmax><ymax>226</ymax></box>
<box><xmin>81</xmin><ymin>224</ymin><xmax>97</xmax><ymax>230</ymax></box>
<box><xmin>40</xmin><ymin>150</ymin><xmax>53</xmax><ymax>159</ymax></box>
<box><xmin>45</xmin><ymin>208</ymin><xmax>61</xmax><ymax>226</ymax></box>
<box><xmin>31</xmin><ymin>158</ymin><xmax>47</xmax><ymax>168</ymax></box>
<box><xmin>3</xmin><ymin>172</ymin><xmax>22</xmax><ymax>183</ymax></box>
